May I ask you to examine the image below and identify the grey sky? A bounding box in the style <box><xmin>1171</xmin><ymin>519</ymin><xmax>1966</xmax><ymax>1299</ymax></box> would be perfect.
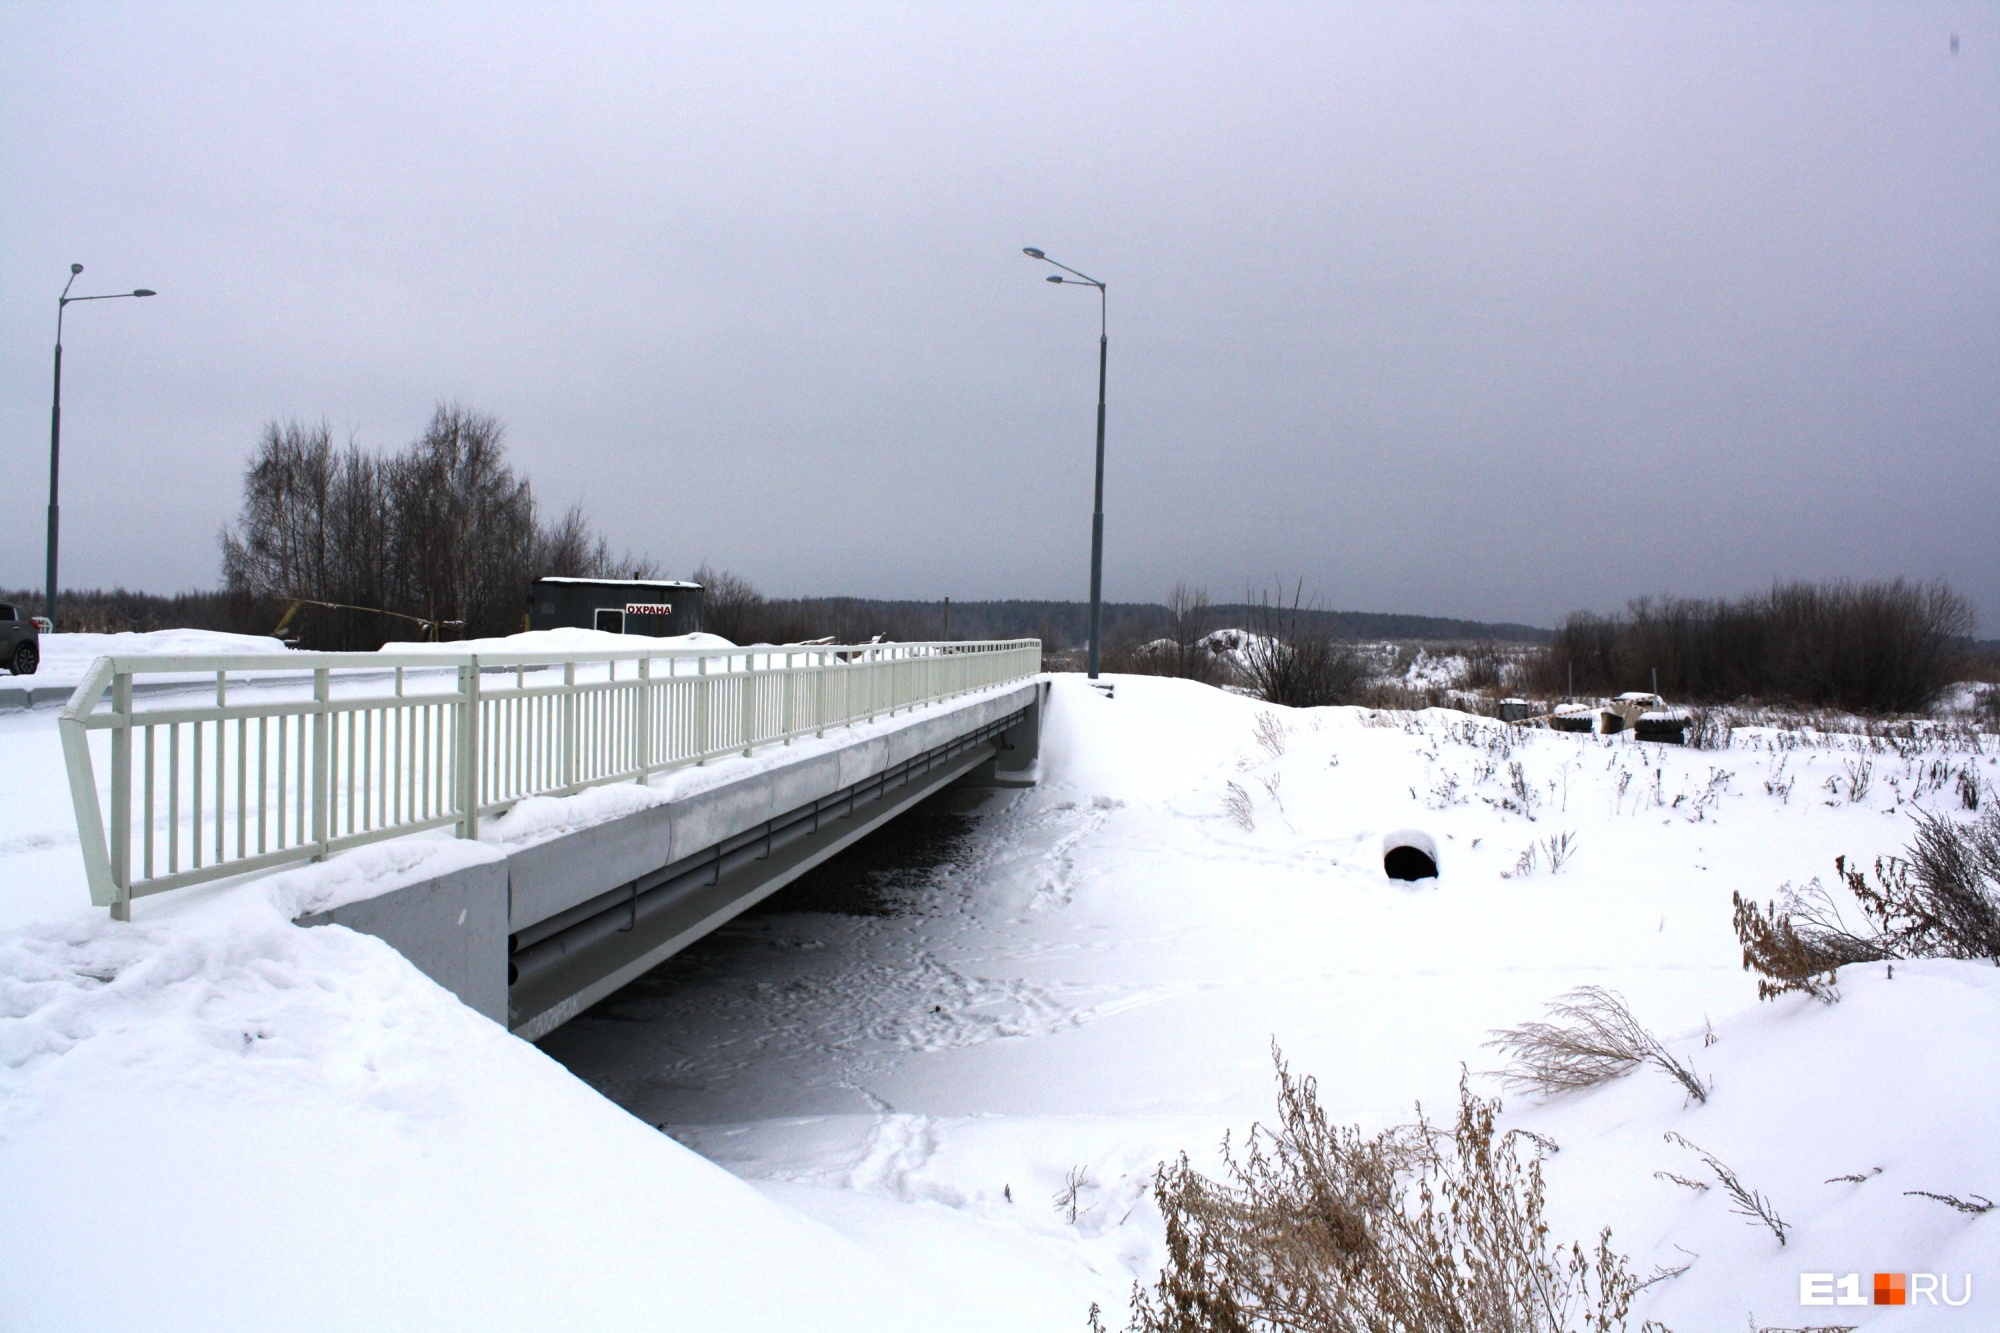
<box><xmin>4</xmin><ymin>3</ymin><xmax>1995</xmax><ymax>630</ymax></box>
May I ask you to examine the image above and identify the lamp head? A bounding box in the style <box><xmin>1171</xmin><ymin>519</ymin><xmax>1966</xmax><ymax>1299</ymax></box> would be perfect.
<box><xmin>1022</xmin><ymin>247</ymin><xmax>1045</xmax><ymax>259</ymax></box>
<box><xmin>133</xmin><ymin>289</ymin><xmax>156</xmax><ymax>297</ymax></box>
<box><xmin>1045</xmin><ymin>274</ymin><xmax>1063</xmax><ymax>283</ymax></box>
<box><xmin>70</xmin><ymin>263</ymin><xmax>84</xmax><ymax>275</ymax></box>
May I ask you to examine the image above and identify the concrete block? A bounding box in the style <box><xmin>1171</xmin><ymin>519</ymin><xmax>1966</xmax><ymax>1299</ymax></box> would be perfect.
<box><xmin>300</xmin><ymin>858</ymin><xmax>509</xmax><ymax>1023</ymax></box>
<box><xmin>0</xmin><ymin>683</ymin><xmax>74</xmax><ymax>711</ymax></box>
<box><xmin>837</xmin><ymin>735</ymin><xmax>891</xmax><ymax>787</ymax></box>
<box><xmin>765</xmin><ymin>750</ymin><xmax>843</xmax><ymax>813</ymax></box>
<box><xmin>505</xmin><ymin>803</ymin><xmax>676</xmax><ymax>931</ymax></box>
<box><xmin>673</xmin><ymin>777</ymin><xmax>778</xmax><ymax>852</ymax></box>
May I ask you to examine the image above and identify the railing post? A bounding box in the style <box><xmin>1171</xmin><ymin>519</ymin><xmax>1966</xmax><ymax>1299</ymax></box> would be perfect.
<box><xmin>741</xmin><ymin>650</ymin><xmax>756</xmax><ymax>756</ymax></box>
<box><xmin>311</xmin><ymin>667</ymin><xmax>331</xmax><ymax>858</ymax></box>
<box><xmin>634</xmin><ymin>654</ymin><xmax>652</xmax><ymax>781</ymax></box>
<box><xmin>815</xmin><ymin>652</ymin><xmax>827</xmax><ymax>738</ymax></box>
<box><xmin>562</xmin><ymin>660</ymin><xmax>576</xmax><ymax>788</ymax></box>
<box><xmin>457</xmin><ymin>660</ymin><xmax>480</xmax><ymax>839</ymax></box>
<box><xmin>696</xmin><ymin>653</ymin><xmax>709</xmax><ymax>765</ymax></box>
<box><xmin>108</xmin><ymin>670</ymin><xmax>133</xmax><ymax>920</ymax></box>
<box><xmin>781</xmin><ymin>650</ymin><xmax>793</xmax><ymax>744</ymax></box>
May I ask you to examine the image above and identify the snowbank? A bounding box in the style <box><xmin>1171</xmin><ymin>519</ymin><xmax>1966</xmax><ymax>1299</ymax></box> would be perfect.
<box><xmin>379</xmin><ymin>627</ymin><xmax>737</xmax><ymax>656</ymax></box>
<box><xmin>1527</xmin><ymin>959</ymin><xmax>2000</xmax><ymax>1327</ymax></box>
<box><xmin>0</xmin><ymin>877</ymin><xmax>934</xmax><ymax>1331</ymax></box>
<box><xmin>29</xmin><ymin>628</ymin><xmax>291</xmax><ymax>688</ymax></box>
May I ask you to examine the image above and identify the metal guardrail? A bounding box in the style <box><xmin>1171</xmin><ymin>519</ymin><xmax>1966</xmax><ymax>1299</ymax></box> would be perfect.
<box><xmin>60</xmin><ymin>639</ymin><xmax>1042</xmax><ymax>917</ymax></box>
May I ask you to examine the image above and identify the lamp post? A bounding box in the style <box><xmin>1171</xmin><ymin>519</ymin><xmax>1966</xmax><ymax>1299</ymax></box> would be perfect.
<box><xmin>48</xmin><ymin>264</ymin><xmax>156</xmax><ymax>628</ymax></box>
<box><xmin>1023</xmin><ymin>246</ymin><xmax>1109</xmax><ymax>681</ymax></box>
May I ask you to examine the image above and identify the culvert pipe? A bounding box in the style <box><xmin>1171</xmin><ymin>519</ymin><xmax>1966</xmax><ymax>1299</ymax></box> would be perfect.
<box><xmin>1381</xmin><ymin>829</ymin><xmax>1439</xmax><ymax>881</ymax></box>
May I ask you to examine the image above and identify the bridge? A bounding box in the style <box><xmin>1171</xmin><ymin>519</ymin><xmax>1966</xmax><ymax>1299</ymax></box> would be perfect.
<box><xmin>58</xmin><ymin>638</ymin><xmax>1045</xmax><ymax>1038</ymax></box>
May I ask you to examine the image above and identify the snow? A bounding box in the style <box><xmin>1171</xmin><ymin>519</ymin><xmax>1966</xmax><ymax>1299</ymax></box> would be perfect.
<box><xmin>534</xmin><ymin>576</ymin><xmax>701</xmax><ymax>588</ymax></box>
<box><xmin>544</xmin><ymin>677</ymin><xmax>2000</xmax><ymax>1329</ymax></box>
<box><xmin>378</xmin><ymin>627</ymin><xmax>737</xmax><ymax>656</ymax></box>
<box><xmin>0</xmin><ymin>887</ymin><xmax>934</xmax><ymax>1331</ymax></box>
<box><xmin>4</xmin><ymin>665</ymin><xmax>1998</xmax><ymax>1329</ymax></box>
<box><xmin>27</xmin><ymin>627</ymin><xmax>291</xmax><ymax>687</ymax></box>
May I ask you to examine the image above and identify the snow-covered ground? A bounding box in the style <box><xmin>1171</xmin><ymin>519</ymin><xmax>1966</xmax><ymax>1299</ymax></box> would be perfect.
<box><xmin>4</xmin><ymin>668</ymin><xmax>1997</xmax><ymax>1329</ymax></box>
<box><xmin>11</xmin><ymin>626</ymin><xmax>745</xmax><ymax>698</ymax></box>
<box><xmin>22</xmin><ymin>627</ymin><xmax>293</xmax><ymax>689</ymax></box>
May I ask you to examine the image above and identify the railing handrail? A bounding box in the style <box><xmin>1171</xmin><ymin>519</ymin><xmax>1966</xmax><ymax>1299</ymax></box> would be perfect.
<box><xmin>60</xmin><ymin>638</ymin><xmax>1043</xmax><ymax>917</ymax></box>
<box><xmin>64</xmin><ymin>637</ymin><xmax>1035</xmax><ymax>686</ymax></box>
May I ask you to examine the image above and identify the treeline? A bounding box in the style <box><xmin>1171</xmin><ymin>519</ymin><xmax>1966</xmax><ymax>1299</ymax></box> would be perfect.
<box><xmin>1033</xmin><ymin>600</ymin><xmax>1546</xmax><ymax>650</ymax></box>
<box><xmin>220</xmin><ymin>406</ymin><xmax>645</xmax><ymax>649</ymax></box>
<box><xmin>1528</xmin><ymin>580</ymin><xmax>1976</xmax><ymax>714</ymax></box>
<box><xmin>0</xmin><ymin>587</ymin><xmax>260</xmax><ymax>636</ymax></box>
<box><xmin>688</xmin><ymin>586</ymin><xmax>1549</xmax><ymax>654</ymax></box>
<box><xmin>1096</xmin><ymin>577</ymin><xmax>1990</xmax><ymax>718</ymax></box>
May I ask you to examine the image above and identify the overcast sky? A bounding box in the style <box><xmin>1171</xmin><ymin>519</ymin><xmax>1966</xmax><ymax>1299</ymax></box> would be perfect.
<box><xmin>4</xmin><ymin>3</ymin><xmax>1994</xmax><ymax>630</ymax></box>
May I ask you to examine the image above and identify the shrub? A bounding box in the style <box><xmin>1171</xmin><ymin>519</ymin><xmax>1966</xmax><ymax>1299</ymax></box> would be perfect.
<box><xmin>1730</xmin><ymin>884</ymin><xmax>1887</xmax><ymax>1002</ymax></box>
<box><xmin>1102</xmin><ymin>1055</ymin><xmax>1636</xmax><ymax>1333</ymax></box>
<box><xmin>1733</xmin><ymin>806</ymin><xmax>2000</xmax><ymax>1000</ymax></box>
<box><xmin>1241</xmin><ymin>581</ymin><xmax>1370</xmax><ymax>708</ymax></box>
<box><xmin>1460</xmin><ymin>639</ymin><xmax>1509</xmax><ymax>692</ymax></box>
<box><xmin>1844</xmin><ymin>806</ymin><xmax>2000</xmax><ymax>961</ymax></box>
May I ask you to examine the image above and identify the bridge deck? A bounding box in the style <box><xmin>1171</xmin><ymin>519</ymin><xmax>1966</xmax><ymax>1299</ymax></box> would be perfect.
<box><xmin>302</xmin><ymin>678</ymin><xmax>1046</xmax><ymax>1036</ymax></box>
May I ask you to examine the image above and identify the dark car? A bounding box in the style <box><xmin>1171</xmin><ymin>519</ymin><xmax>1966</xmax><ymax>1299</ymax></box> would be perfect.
<box><xmin>1</xmin><ymin>603</ymin><xmax>39</xmax><ymax>676</ymax></box>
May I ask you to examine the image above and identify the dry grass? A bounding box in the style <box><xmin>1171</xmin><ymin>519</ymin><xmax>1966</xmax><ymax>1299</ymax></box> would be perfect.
<box><xmin>1487</xmin><ymin>987</ymin><xmax>1707</xmax><ymax>1106</ymax></box>
<box><xmin>1903</xmin><ymin>1189</ymin><xmax>1994</xmax><ymax>1215</ymax></box>
<box><xmin>1098</xmin><ymin>1054</ymin><xmax>1637</xmax><ymax>1333</ymax></box>
<box><xmin>1251</xmin><ymin>712</ymin><xmax>1289</xmax><ymax>758</ymax></box>
<box><xmin>1662</xmin><ymin>1133</ymin><xmax>1788</xmax><ymax>1246</ymax></box>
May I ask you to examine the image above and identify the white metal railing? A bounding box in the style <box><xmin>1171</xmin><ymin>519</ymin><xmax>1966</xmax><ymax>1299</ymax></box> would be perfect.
<box><xmin>60</xmin><ymin>638</ymin><xmax>1041</xmax><ymax>916</ymax></box>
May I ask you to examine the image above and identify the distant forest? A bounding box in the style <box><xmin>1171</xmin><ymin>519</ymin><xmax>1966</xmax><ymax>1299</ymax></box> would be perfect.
<box><xmin>12</xmin><ymin>404</ymin><xmax>1550</xmax><ymax>651</ymax></box>
<box><xmin>785</xmin><ymin>600</ymin><xmax>1551</xmax><ymax>648</ymax></box>
<box><xmin>3</xmin><ymin>584</ymin><xmax>1551</xmax><ymax>649</ymax></box>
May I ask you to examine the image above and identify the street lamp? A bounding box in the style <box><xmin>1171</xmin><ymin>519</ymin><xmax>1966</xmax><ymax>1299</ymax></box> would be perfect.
<box><xmin>1023</xmin><ymin>246</ymin><xmax>1109</xmax><ymax>681</ymax></box>
<box><xmin>48</xmin><ymin>264</ymin><xmax>157</xmax><ymax>628</ymax></box>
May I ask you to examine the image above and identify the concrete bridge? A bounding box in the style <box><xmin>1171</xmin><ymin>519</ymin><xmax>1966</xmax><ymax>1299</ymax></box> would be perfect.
<box><xmin>60</xmin><ymin>639</ymin><xmax>1044</xmax><ymax>1037</ymax></box>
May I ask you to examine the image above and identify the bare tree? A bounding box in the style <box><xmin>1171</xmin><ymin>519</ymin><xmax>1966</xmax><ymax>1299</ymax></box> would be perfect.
<box><xmin>220</xmin><ymin>418</ymin><xmax>339</xmax><ymax>604</ymax></box>
<box><xmin>221</xmin><ymin>405</ymin><xmax>643</xmax><ymax>648</ymax></box>
<box><xmin>1242</xmin><ymin>579</ymin><xmax>1370</xmax><ymax>707</ymax></box>
<box><xmin>382</xmin><ymin>404</ymin><xmax>535</xmax><ymax>639</ymax></box>
<box><xmin>1166</xmin><ymin>579</ymin><xmax>1218</xmax><ymax>682</ymax></box>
